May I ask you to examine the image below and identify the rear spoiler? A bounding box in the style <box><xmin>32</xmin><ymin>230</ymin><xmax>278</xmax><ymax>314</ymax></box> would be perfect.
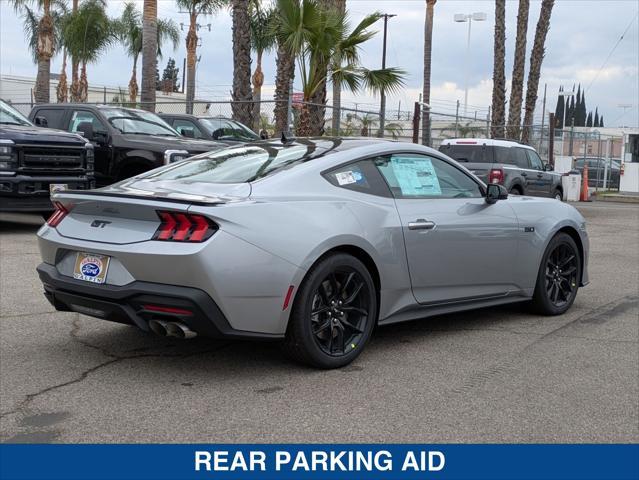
<box><xmin>52</xmin><ymin>189</ymin><xmax>227</xmax><ymax>206</ymax></box>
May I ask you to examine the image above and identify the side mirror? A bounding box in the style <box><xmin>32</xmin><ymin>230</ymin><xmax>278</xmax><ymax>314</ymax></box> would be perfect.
<box><xmin>544</xmin><ymin>163</ymin><xmax>554</xmax><ymax>172</ymax></box>
<box><xmin>180</xmin><ymin>128</ymin><xmax>195</xmax><ymax>138</ymax></box>
<box><xmin>485</xmin><ymin>184</ymin><xmax>508</xmax><ymax>204</ymax></box>
<box><xmin>34</xmin><ymin>116</ymin><xmax>48</xmax><ymax>127</ymax></box>
<box><xmin>76</xmin><ymin>121</ymin><xmax>94</xmax><ymax>141</ymax></box>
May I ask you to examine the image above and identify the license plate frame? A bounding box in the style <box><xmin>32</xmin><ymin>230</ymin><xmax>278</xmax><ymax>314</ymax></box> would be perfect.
<box><xmin>73</xmin><ymin>252</ymin><xmax>110</xmax><ymax>284</ymax></box>
<box><xmin>49</xmin><ymin>183</ymin><xmax>68</xmax><ymax>194</ymax></box>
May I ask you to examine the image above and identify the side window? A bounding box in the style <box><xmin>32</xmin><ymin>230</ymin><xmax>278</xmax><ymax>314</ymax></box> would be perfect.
<box><xmin>324</xmin><ymin>160</ymin><xmax>391</xmax><ymax>197</ymax></box>
<box><xmin>375</xmin><ymin>154</ymin><xmax>482</xmax><ymax>199</ymax></box>
<box><xmin>526</xmin><ymin>149</ymin><xmax>544</xmax><ymax>170</ymax></box>
<box><xmin>33</xmin><ymin>109</ymin><xmax>66</xmax><ymax>129</ymax></box>
<box><xmin>68</xmin><ymin>110</ymin><xmax>107</xmax><ymax>134</ymax></box>
<box><xmin>172</xmin><ymin>119</ymin><xmax>205</xmax><ymax>139</ymax></box>
<box><xmin>511</xmin><ymin>148</ymin><xmax>531</xmax><ymax>168</ymax></box>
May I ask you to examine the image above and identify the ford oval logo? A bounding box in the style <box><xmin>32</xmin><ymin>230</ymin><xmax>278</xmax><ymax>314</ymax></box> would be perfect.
<box><xmin>80</xmin><ymin>263</ymin><xmax>100</xmax><ymax>277</ymax></box>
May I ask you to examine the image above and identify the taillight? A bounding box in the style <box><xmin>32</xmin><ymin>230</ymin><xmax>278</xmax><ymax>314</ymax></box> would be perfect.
<box><xmin>46</xmin><ymin>201</ymin><xmax>69</xmax><ymax>227</ymax></box>
<box><xmin>488</xmin><ymin>168</ymin><xmax>505</xmax><ymax>184</ymax></box>
<box><xmin>153</xmin><ymin>211</ymin><xmax>217</xmax><ymax>242</ymax></box>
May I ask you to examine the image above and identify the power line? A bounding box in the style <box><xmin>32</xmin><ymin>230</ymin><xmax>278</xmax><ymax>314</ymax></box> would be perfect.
<box><xmin>585</xmin><ymin>11</ymin><xmax>638</xmax><ymax>93</ymax></box>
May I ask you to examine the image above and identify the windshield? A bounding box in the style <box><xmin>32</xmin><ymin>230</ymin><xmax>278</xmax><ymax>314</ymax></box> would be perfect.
<box><xmin>102</xmin><ymin>107</ymin><xmax>178</xmax><ymax>136</ymax></box>
<box><xmin>199</xmin><ymin>117</ymin><xmax>259</xmax><ymax>141</ymax></box>
<box><xmin>0</xmin><ymin>100</ymin><xmax>32</xmax><ymax>126</ymax></box>
<box><xmin>142</xmin><ymin>144</ymin><xmax>318</xmax><ymax>183</ymax></box>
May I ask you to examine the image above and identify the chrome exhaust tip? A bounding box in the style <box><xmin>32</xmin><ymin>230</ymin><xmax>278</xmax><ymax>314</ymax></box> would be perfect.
<box><xmin>165</xmin><ymin>322</ymin><xmax>197</xmax><ymax>340</ymax></box>
<box><xmin>148</xmin><ymin>319</ymin><xmax>169</xmax><ymax>337</ymax></box>
<box><xmin>148</xmin><ymin>319</ymin><xmax>197</xmax><ymax>339</ymax></box>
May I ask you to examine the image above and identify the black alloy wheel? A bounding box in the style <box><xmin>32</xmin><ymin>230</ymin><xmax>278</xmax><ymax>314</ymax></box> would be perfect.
<box><xmin>283</xmin><ymin>253</ymin><xmax>377</xmax><ymax>368</ymax></box>
<box><xmin>531</xmin><ymin>232</ymin><xmax>581</xmax><ymax>315</ymax></box>
<box><xmin>310</xmin><ymin>269</ymin><xmax>370</xmax><ymax>357</ymax></box>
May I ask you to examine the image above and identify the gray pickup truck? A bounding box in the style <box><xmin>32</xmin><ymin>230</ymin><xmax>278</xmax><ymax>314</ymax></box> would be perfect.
<box><xmin>439</xmin><ymin>138</ymin><xmax>564</xmax><ymax>200</ymax></box>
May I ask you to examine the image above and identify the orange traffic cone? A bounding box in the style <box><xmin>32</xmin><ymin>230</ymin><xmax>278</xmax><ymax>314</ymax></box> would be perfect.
<box><xmin>579</xmin><ymin>164</ymin><xmax>591</xmax><ymax>202</ymax></box>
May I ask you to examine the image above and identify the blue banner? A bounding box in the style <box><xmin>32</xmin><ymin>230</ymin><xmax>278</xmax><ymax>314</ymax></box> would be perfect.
<box><xmin>1</xmin><ymin>444</ymin><xmax>637</xmax><ymax>480</ymax></box>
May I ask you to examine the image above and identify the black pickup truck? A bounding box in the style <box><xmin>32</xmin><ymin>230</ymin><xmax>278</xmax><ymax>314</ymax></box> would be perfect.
<box><xmin>0</xmin><ymin>100</ymin><xmax>94</xmax><ymax>213</ymax></box>
<box><xmin>29</xmin><ymin>104</ymin><xmax>227</xmax><ymax>186</ymax></box>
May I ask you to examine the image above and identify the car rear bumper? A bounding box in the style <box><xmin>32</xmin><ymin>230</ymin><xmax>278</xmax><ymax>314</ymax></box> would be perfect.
<box><xmin>0</xmin><ymin>175</ymin><xmax>93</xmax><ymax>212</ymax></box>
<box><xmin>36</xmin><ymin>262</ymin><xmax>284</xmax><ymax>341</ymax></box>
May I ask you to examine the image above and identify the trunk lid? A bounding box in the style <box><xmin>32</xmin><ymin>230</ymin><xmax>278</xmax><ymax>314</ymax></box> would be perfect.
<box><xmin>51</xmin><ymin>180</ymin><xmax>249</xmax><ymax>244</ymax></box>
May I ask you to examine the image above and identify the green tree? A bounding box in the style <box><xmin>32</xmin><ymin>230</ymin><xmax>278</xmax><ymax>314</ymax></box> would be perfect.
<box><xmin>176</xmin><ymin>0</ymin><xmax>227</xmax><ymax>114</ymax></box>
<box><xmin>554</xmin><ymin>86</ymin><xmax>565</xmax><ymax>129</ymax></box>
<box><xmin>11</xmin><ymin>0</ymin><xmax>68</xmax><ymax>103</ymax></box>
<box><xmin>274</xmin><ymin>0</ymin><xmax>404</xmax><ymax>136</ymax></box>
<box><xmin>62</xmin><ymin>0</ymin><xmax>116</xmax><ymax>102</ymax></box>
<box><xmin>115</xmin><ymin>2</ymin><xmax>179</xmax><ymax>102</ymax></box>
<box><xmin>593</xmin><ymin>108</ymin><xmax>599</xmax><ymax>128</ymax></box>
<box><xmin>160</xmin><ymin>58</ymin><xmax>181</xmax><ymax>93</ymax></box>
<box><xmin>249</xmin><ymin>2</ymin><xmax>276</xmax><ymax>131</ymax></box>
<box><xmin>586</xmin><ymin>111</ymin><xmax>592</xmax><ymax>127</ymax></box>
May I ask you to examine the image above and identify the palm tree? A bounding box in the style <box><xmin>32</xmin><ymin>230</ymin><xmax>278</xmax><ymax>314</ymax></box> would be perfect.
<box><xmin>421</xmin><ymin>0</ymin><xmax>436</xmax><ymax>146</ymax></box>
<box><xmin>249</xmin><ymin>3</ymin><xmax>276</xmax><ymax>131</ymax></box>
<box><xmin>490</xmin><ymin>0</ymin><xmax>506</xmax><ymax>138</ymax></box>
<box><xmin>328</xmin><ymin>11</ymin><xmax>384</xmax><ymax>134</ymax></box>
<box><xmin>115</xmin><ymin>2</ymin><xmax>179</xmax><ymax>103</ymax></box>
<box><xmin>176</xmin><ymin>0</ymin><xmax>227</xmax><ymax>114</ymax></box>
<box><xmin>11</xmin><ymin>0</ymin><xmax>67</xmax><ymax>103</ymax></box>
<box><xmin>327</xmin><ymin>0</ymin><xmax>345</xmax><ymax>133</ymax></box>
<box><xmin>231</xmin><ymin>0</ymin><xmax>253</xmax><ymax>126</ymax></box>
<box><xmin>275</xmin><ymin>0</ymin><xmax>404</xmax><ymax>136</ymax></box>
<box><xmin>521</xmin><ymin>0</ymin><xmax>555</xmax><ymax>144</ymax></box>
<box><xmin>61</xmin><ymin>0</ymin><xmax>115</xmax><ymax>102</ymax></box>
<box><xmin>140</xmin><ymin>0</ymin><xmax>158</xmax><ymax>111</ymax></box>
<box><xmin>506</xmin><ymin>0</ymin><xmax>530</xmax><ymax>140</ymax></box>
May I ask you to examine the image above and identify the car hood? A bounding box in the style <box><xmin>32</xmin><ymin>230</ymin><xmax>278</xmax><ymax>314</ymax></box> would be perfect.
<box><xmin>0</xmin><ymin>124</ymin><xmax>88</xmax><ymax>146</ymax></box>
<box><xmin>119</xmin><ymin>133</ymin><xmax>227</xmax><ymax>154</ymax></box>
<box><xmin>96</xmin><ymin>176</ymin><xmax>251</xmax><ymax>204</ymax></box>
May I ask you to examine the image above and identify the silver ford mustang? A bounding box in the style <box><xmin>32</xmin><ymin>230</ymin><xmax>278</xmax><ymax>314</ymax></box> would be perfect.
<box><xmin>36</xmin><ymin>138</ymin><xmax>589</xmax><ymax>368</ymax></box>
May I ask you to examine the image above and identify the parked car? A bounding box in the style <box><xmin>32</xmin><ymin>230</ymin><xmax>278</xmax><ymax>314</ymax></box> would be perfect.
<box><xmin>439</xmin><ymin>138</ymin><xmax>564</xmax><ymax>200</ymax></box>
<box><xmin>36</xmin><ymin>138</ymin><xmax>589</xmax><ymax>368</ymax></box>
<box><xmin>29</xmin><ymin>104</ymin><xmax>227</xmax><ymax>186</ymax></box>
<box><xmin>574</xmin><ymin>157</ymin><xmax>620</xmax><ymax>189</ymax></box>
<box><xmin>0</xmin><ymin>99</ymin><xmax>94</xmax><ymax>213</ymax></box>
<box><xmin>158</xmin><ymin>113</ymin><xmax>260</xmax><ymax>143</ymax></box>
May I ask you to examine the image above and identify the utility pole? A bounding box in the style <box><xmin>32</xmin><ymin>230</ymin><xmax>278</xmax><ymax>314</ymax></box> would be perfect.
<box><xmin>378</xmin><ymin>13</ymin><xmax>396</xmax><ymax>138</ymax></box>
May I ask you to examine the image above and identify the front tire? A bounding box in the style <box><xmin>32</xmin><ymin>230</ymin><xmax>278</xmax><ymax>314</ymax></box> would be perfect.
<box><xmin>282</xmin><ymin>253</ymin><xmax>377</xmax><ymax>369</ymax></box>
<box><xmin>531</xmin><ymin>233</ymin><xmax>581</xmax><ymax>315</ymax></box>
<box><xmin>553</xmin><ymin>189</ymin><xmax>563</xmax><ymax>201</ymax></box>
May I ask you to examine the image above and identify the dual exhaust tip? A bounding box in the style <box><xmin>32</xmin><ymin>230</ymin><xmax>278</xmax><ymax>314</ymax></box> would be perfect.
<box><xmin>148</xmin><ymin>319</ymin><xmax>197</xmax><ymax>339</ymax></box>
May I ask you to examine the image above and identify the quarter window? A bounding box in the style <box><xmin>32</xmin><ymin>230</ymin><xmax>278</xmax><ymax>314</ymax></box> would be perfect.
<box><xmin>324</xmin><ymin>160</ymin><xmax>391</xmax><ymax>197</ymax></box>
<box><xmin>33</xmin><ymin>109</ymin><xmax>66</xmax><ymax>129</ymax></box>
<box><xmin>375</xmin><ymin>154</ymin><xmax>482</xmax><ymax>199</ymax></box>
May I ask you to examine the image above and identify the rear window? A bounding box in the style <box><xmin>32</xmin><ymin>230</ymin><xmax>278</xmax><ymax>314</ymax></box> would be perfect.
<box><xmin>143</xmin><ymin>144</ymin><xmax>320</xmax><ymax>183</ymax></box>
<box><xmin>439</xmin><ymin>144</ymin><xmax>491</xmax><ymax>163</ymax></box>
<box><xmin>32</xmin><ymin>108</ymin><xmax>66</xmax><ymax>129</ymax></box>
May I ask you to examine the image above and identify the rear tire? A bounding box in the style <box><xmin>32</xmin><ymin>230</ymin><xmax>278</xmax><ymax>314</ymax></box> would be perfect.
<box><xmin>553</xmin><ymin>189</ymin><xmax>563</xmax><ymax>201</ymax></box>
<box><xmin>282</xmin><ymin>253</ymin><xmax>377</xmax><ymax>369</ymax></box>
<box><xmin>530</xmin><ymin>233</ymin><xmax>581</xmax><ymax>315</ymax></box>
<box><xmin>509</xmin><ymin>187</ymin><xmax>522</xmax><ymax>196</ymax></box>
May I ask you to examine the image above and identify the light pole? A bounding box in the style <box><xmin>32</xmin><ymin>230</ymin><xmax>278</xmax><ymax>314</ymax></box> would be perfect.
<box><xmin>454</xmin><ymin>12</ymin><xmax>486</xmax><ymax>116</ymax></box>
<box><xmin>378</xmin><ymin>13</ymin><xmax>396</xmax><ymax>138</ymax></box>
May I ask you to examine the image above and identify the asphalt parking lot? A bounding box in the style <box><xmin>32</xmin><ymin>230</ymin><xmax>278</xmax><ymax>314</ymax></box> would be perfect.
<box><xmin>0</xmin><ymin>202</ymin><xmax>637</xmax><ymax>443</ymax></box>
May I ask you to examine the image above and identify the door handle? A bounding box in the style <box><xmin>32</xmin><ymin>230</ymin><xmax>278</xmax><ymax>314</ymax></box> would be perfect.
<box><xmin>408</xmin><ymin>220</ymin><xmax>436</xmax><ymax>231</ymax></box>
<box><xmin>521</xmin><ymin>172</ymin><xmax>528</xmax><ymax>177</ymax></box>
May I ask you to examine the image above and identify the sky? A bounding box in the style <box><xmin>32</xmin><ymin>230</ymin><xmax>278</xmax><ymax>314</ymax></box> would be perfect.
<box><xmin>0</xmin><ymin>0</ymin><xmax>638</xmax><ymax>127</ymax></box>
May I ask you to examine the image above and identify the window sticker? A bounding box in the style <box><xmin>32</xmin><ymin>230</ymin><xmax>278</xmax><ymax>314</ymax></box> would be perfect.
<box><xmin>335</xmin><ymin>171</ymin><xmax>357</xmax><ymax>185</ymax></box>
<box><xmin>391</xmin><ymin>157</ymin><xmax>442</xmax><ymax>196</ymax></box>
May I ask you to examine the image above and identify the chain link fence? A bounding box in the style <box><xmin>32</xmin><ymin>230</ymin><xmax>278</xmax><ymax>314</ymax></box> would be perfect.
<box><xmin>7</xmin><ymin>98</ymin><xmax>625</xmax><ymax>191</ymax></box>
